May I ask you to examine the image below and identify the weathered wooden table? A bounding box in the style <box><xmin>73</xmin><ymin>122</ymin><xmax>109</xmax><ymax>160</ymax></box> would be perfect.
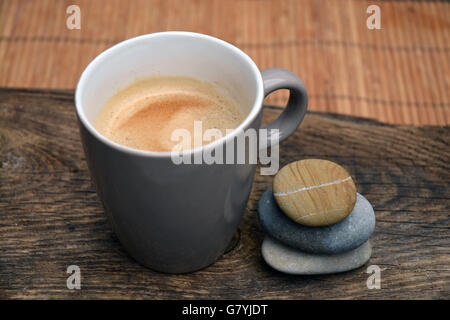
<box><xmin>0</xmin><ymin>89</ymin><xmax>448</xmax><ymax>299</ymax></box>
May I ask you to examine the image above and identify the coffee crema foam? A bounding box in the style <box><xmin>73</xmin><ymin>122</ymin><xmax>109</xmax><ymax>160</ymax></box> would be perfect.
<box><xmin>95</xmin><ymin>76</ymin><xmax>245</xmax><ymax>152</ymax></box>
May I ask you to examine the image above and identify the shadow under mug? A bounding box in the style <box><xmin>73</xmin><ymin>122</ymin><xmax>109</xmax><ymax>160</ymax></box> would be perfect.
<box><xmin>75</xmin><ymin>32</ymin><xmax>308</xmax><ymax>273</ymax></box>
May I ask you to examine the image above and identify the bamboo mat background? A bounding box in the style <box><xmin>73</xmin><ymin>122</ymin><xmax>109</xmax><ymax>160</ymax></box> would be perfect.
<box><xmin>0</xmin><ymin>0</ymin><xmax>449</xmax><ymax>125</ymax></box>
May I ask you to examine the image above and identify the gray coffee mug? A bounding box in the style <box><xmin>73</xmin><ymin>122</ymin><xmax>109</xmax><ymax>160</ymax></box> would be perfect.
<box><xmin>75</xmin><ymin>32</ymin><xmax>307</xmax><ymax>273</ymax></box>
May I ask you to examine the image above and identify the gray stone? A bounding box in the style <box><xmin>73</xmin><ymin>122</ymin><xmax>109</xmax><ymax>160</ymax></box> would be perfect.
<box><xmin>258</xmin><ymin>190</ymin><xmax>375</xmax><ymax>254</ymax></box>
<box><xmin>262</xmin><ymin>237</ymin><xmax>372</xmax><ymax>275</ymax></box>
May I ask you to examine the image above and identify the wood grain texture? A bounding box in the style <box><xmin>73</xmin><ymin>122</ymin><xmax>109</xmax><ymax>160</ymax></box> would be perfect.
<box><xmin>0</xmin><ymin>89</ymin><xmax>449</xmax><ymax>299</ymax></box>
<box><xmin>0</xmin><ymin>0</ymin><xmax>449</xmax><ymax>125</ymax></box>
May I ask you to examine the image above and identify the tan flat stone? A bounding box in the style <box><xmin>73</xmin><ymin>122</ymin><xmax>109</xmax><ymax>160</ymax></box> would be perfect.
<box><xmin>273</xmin><ymin>159</ymin><xmax>357</xmax><ymax>226</ymax></box>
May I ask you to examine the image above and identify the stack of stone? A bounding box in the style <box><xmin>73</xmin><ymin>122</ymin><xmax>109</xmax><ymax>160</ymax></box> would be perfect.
<box><xmin>258</xmin><ymin>159</ymin><xmax>375</xmax><ymax>275</ymax></box>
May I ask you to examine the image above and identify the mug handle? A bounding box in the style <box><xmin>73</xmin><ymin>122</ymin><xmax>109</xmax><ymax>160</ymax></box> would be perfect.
<box><xmin>260</xmin><ymin>68</ymin><xmax>308</xmax><ymax>148</ymax></box>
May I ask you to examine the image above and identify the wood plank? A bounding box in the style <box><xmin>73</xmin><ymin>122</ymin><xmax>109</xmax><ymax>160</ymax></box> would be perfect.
<box><xmin>0</xmin><ymin>89</ymin><xmax>448</xmax><ymax>299</ymax></box>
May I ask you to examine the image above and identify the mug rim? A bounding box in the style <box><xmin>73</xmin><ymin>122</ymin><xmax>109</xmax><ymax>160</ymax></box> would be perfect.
<box><xmin>75</xmin><ymin>31</ymin><xmax>264</xmax><ymax>158</ymax></box>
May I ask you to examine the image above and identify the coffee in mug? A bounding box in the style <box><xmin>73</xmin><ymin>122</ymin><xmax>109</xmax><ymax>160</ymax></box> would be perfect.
<box><xmin>95</xmin><ymin>76</ymin><xmax>245</xmax><ymax>152</ymax></box>
<box><xmin>75</xmin><ymin>32</ymin><xmax>308</xmax><ymax>273</ymax></box>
